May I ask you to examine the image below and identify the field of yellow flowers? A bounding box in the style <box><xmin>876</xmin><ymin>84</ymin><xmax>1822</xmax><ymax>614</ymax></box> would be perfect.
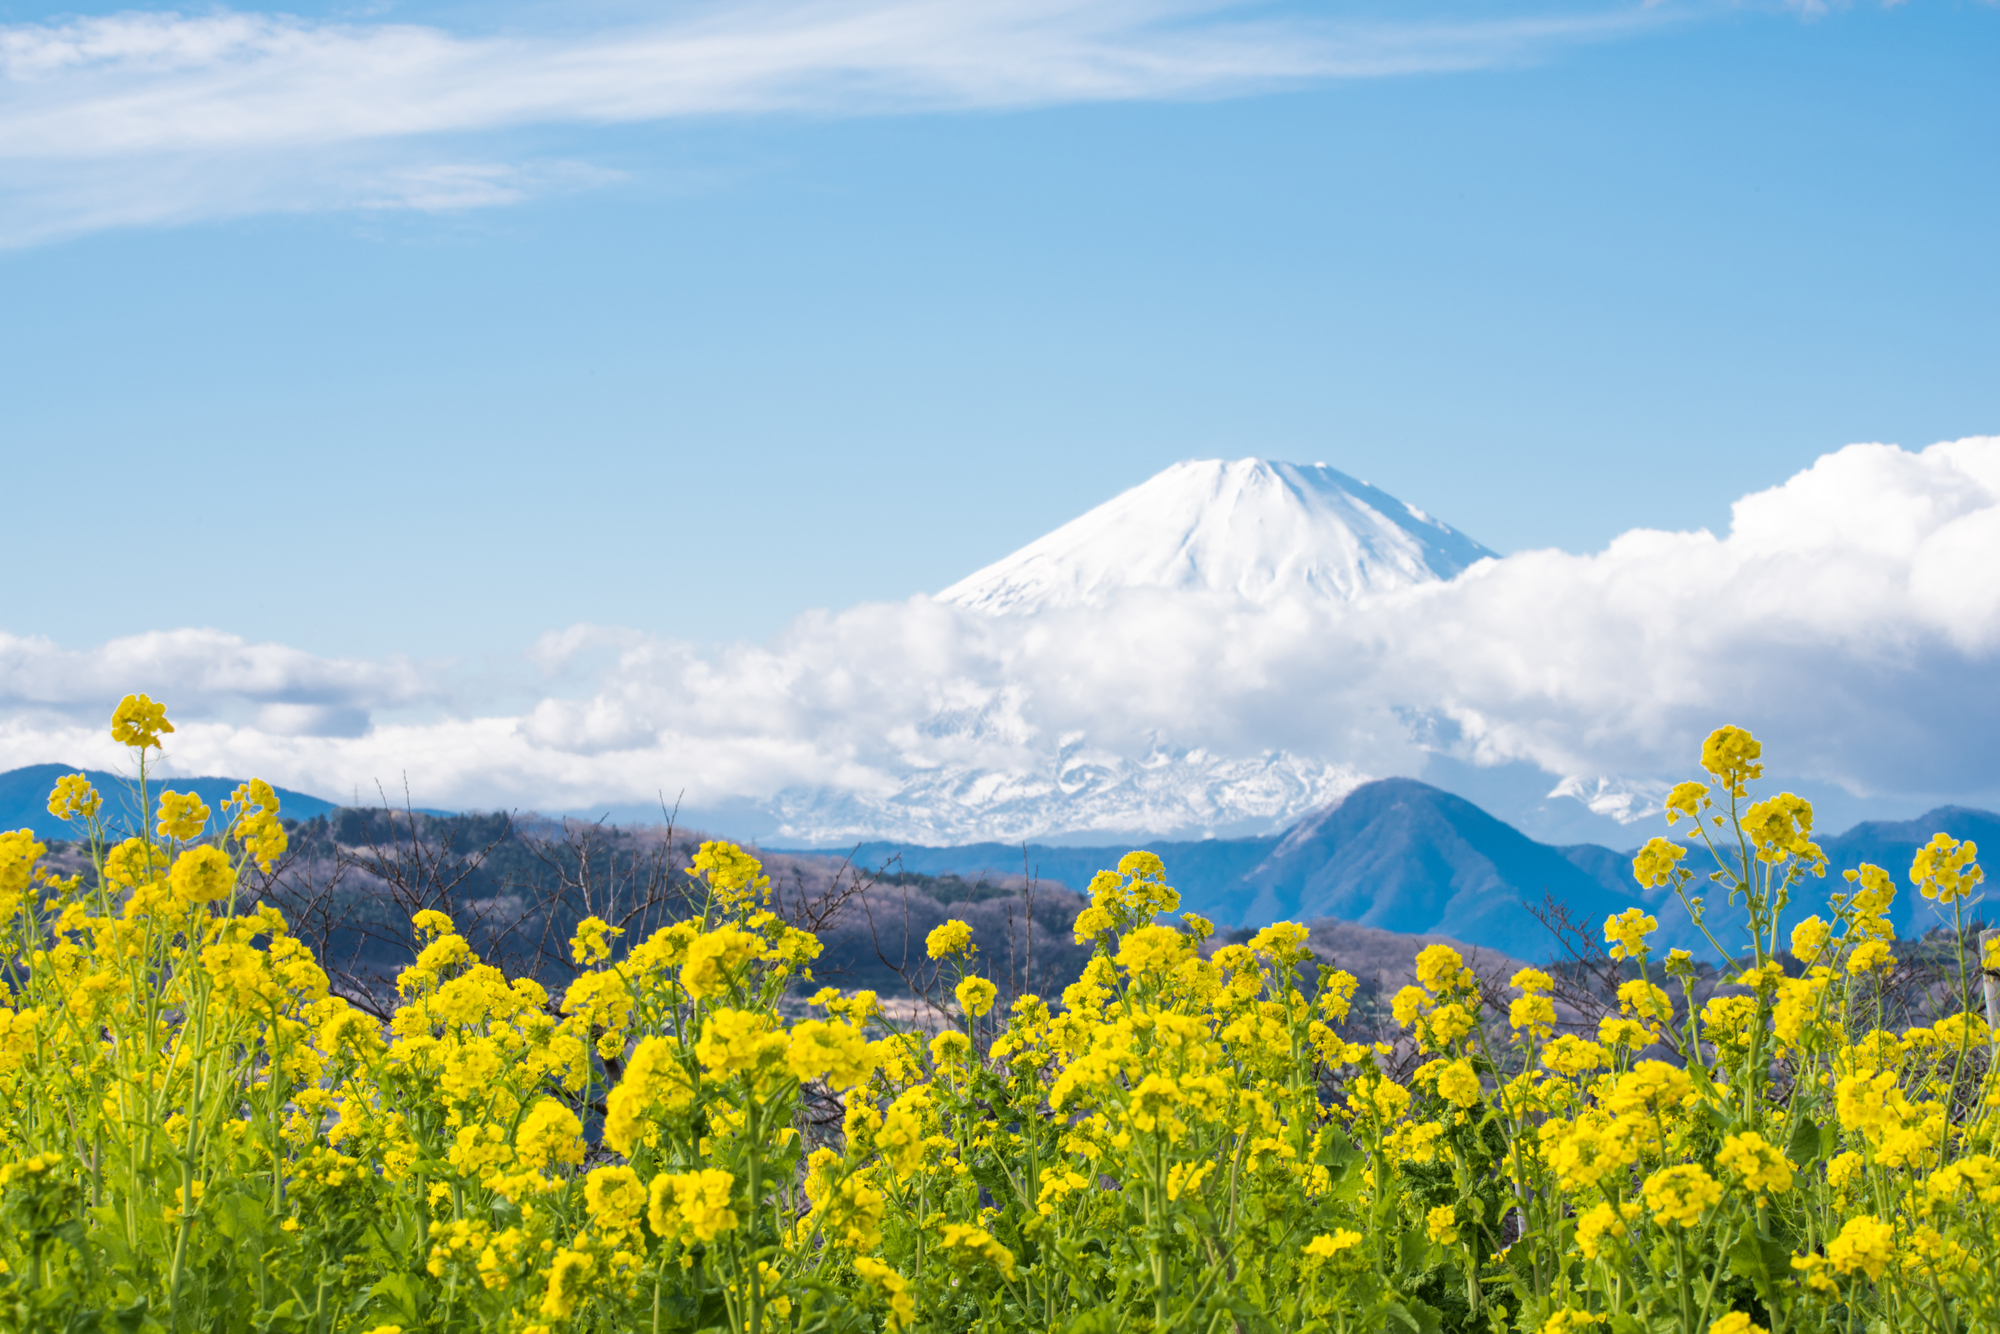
<box><xmin>0</xmin><ymin>695</ymin><xmax>1991</xmax><ymax>1333</ymax></box>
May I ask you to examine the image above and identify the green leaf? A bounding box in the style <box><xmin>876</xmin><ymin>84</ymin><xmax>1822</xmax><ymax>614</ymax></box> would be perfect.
<box><xmin>364</xmin><ymin>1271</ymin><xmax>424</xmax><ymax>1323</ymax></box>
<box><xmin>1786</xmin><ymin>1116</ymin><xmax>1826</xmax><ymax>1169</ymax></box>
<box><xmin>1726</xmin><ymin>1224</ymin><xmax>1791</xmax><ymax>1284</ymax></box>
<box><xmin>1380</xmin><ymin>1301</ymin><xmax>1423</xmax><ymax>1332</ymax></box>
<box><xmin>1314</xmin><ymin>1124</ymin><xmax>1359</xmax><ymax>1168</ymax></box>
<box><xmin>1397</xmin><ymin>1226</ymin><xmax>1436</xmax><ymax>1275</ymax></box>
<box><xmin>1383</xmin><ymin>1298</ymin><xmax>1446</xmax><ymax>1334</ymax></box>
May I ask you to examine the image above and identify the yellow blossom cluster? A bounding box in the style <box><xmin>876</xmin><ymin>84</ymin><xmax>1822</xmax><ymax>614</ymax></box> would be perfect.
<box><xmin>1</xmin><ymin>707</ymin><xmax>1996</xmax><ymax>1334</ymax></box>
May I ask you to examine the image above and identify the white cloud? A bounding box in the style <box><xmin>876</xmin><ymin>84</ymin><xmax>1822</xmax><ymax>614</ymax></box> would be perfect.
<box><xmin>0</xmin><ymin>628</ymin><xmax>433</xmax><ymax>714</ymax></box>
<box><xmin>6</xmin><ymin>439</ymin><xmax>1996</xmax><ymax>839</ymax></box>
<box><xmin>0</xmin><ymin>628</ymin><xmax>440</xmax><ymax>771</ymax></box>
<box><xmin>0</xmin><ymin>0</ymin><xmax>1666</xmax><ymax>242</ymax></box>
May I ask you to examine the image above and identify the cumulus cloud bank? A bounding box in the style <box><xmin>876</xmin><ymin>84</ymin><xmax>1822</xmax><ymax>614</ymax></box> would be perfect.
<box><xmin>0</xmin><ymin>0</ymin><xmax>1662</xmax><ymax>242</ymax></box>
<box><xmin>4</xmin><ymin>438</ymin><xmax>1997</xmax><ymax>842</ymax></box>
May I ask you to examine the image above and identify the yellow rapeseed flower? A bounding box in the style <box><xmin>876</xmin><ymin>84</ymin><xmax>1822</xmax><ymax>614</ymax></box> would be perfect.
<box><xmin>954</xmin><ymin>975</ymin><xmax>999</xmax><ymax>1017</ymax></box>
<box><xmin>1510</xmin><ymin>993</ymin><xmax>1557</xmax><ymax>1040</ymax></box>
<box><xmin>539</xmin><ymin>1248</ymin><xmax>593</xmax><ymax>1319</ymax></box>
<box><xmin>102</xmin><ymin>836</ymin><xmax>165</xmax><ymax>890</ymax></box>
<box><xmin>1604</xmin><ymin>1061</ymin><xmax>1694</xmax><ymax>1120</ymax></box>
<box><xmin>1642</xmin><ymin>1163</ymin><xmax>1721</xmax><ymax>1227</ymax></box>
<box><xmin>0</xmin><ymin>830</ymin><xmax>46</xmax><ymax>912</ymax></box>
<box><xmin>570</xmin><ymin>915</ymin><xmax>622</xmax><ymax>965</ymax></box>
<box><xmin>1541</xmin><ymin>1035</ymin><xmax>1605</xmax><ymax>1077</ymax></box>
<box><xmin>1910</xmin><ymin>832</ymin><xmax>1982</xmax><ymax>905</ymax></box>
<box><xmin>155</xmin><ymin>790</ymin><xmax>210</xmax><ymax>841</ymax></box>
<box><xmin>584</xmin><ymin>1165</ymin><xmax>646</xmax><ymax>1232</ymax></box>
<box><xmin>853</xmin><ymin>1256</ymin><xmax>915</xmax><ymax>1332</ymax></box>
<box><xmin>169</xmin><ymin>844</ymin><xmax>236</xmax><ymax>904</ymax></box>
<box><xmin>688</xmin><ymin>840</ymin><xmax>769</xmax><ymax>906</ymax></box>
<box><xmin>604</xmin><ymin>1036</ymin><xmax>695</xmax><ymax>1154</ymax></box>
<box><xmin>1716</xmin><ymin>1131</ymin><xmax>1794</xmax><ymax>1196</ymax></box>
<box><xmin>680</xmin><ymin>926</ymin><xmax>769</xmax><ymax>1000</ymax></box>
<box><xmin>1847</xmin><ymin>940</ymin><xmax>1894</xmax><ymax>976</ymax></box>
<box><xmin>938</xmin><ymin>1222</ymin><xmax>1017</xmax><ymax>1278</ymax></box>
<box><xmin>1434</xmin><ymin>1059</ymin><xmax>1483</xmax><ymax>1108</ymax></box>
<box><xmin>1112</xmin><ymin>850</ymin><xmax>1181</xmax><ymax>920</ymax></box>
<box><xmin>926</xmin><ymin>919</ymin><xmax>975</xmax><ymax>959</ymax></box>
<box><xmin>1708</xmin><ymin>1315</ymin><xmax>1765</xmax><ymax>1334</ymax></box>
<box><xmin>1663</xmin><ymin>779</ymin><xmax>1708</xmax><ymax>826</ymax></box>
<box><xmin>1843</xmin><ymin>863</ymin><xmax>1898</xmax><ymax>926</ymax></box>
<box><xmin>1072</xmin><ymin>905</ymin><xmax>1115</xmax><ymax>941</ymax></box>
<box><xmin>929</xmin><ymin>1031</ymin><xmax>972</xmax><ymax>1067</ymax></box>
<box><xmin>45</xmin><ymin>773</ymin><xmax>101</xmax><ymax>823</ymax></box>
<box><xmin>411</xmin><ymin>909</ymin><xmax>455</xmax><ymax>940</ymax></box>
<box><xmin>1701</xmin><ymin>995</ymin><xmax>1758</xmax><ymax>1049</ymax></box>
<box><xmin>695</xmin><ymin>1008</ymin><xmax>787</xmax><ymax>1081</ymax></box>
<box><xmin>648</xmin><ymin>1168</ymin><xmax>738</xmax><ymax>1243</ymax></box>
<box><xmin>1510</xmin><ymin>967</ymin><xmax>1554</xmax><ymax>994</ymax></box>
<box><xmin>1616</xmin><ymin>979</ymin><xmax>1674</xmax><ymax>1031</ymax></box>
<box><xmin>318</xmin><ymin>1004</ymin><xmax>385</xmax><ymax>1059</ymax></box>
<box><xmin>786</xmin><ymin>1019</ymin><xmax>876</xmax><ymax>1091</ymax></box>
<box><xmin>1303</xmin><ymin>1230</ymin><xmax>1362</xmax><ymax>1262</ymax></box>
<box><xmin>1790</xmin><ymin>915</ymin><xmax>1831</xmax><ymax>963</ymax></box>
<box><xmin>1604</xmin><ymin>907</ymin><xmax>1658</xmax><ymax>960</ymax></box>
<box><xmin>1391</xmin><ymin>985</ymin><xmax>1433</xmax><ymax>1026</ymax></box>
<box><xmin>1699</xmin><ymin>725</ymin><xmax>1763</xmax><ymax>797</ymax></box>
<box><xmin>513</xmin><ymin>1099</ymin><xmax>584</xmax><ymax>1171</ymax></box>
<box><xmin>1248</xmin><ymin>921</ymin><xmax>1312</xmax><ymax>968</ymax></box>
<box><xmin>234</xmin><ymin>808</ymin><xmax>288</xmax><ymax>872</ymax></box>
<box><xmin>1415</xmin><ymin>944</ymin><xmax>1473</xmax><ymax>997</ymax></box>
<box><xmin>1826</xmin><ymin>1214</ymin><xmax>1894</xmax><ymax>1280</ymax></box>
<box><xmin>1742</xmin><ymin>792</ymin><xmax>1824</xmax><ymax>872</ymax></box>
<box><xmin>110</xmin><ymin>693</ymin><xmax>173</xmax><ymax>749</ymax></box>
<box><xmin>1574</xmin><ymin>1199</ymin><xmax>1639</xmax><ymax>1258</ymax></box>
<box><xmin>1631</xmin><ymin>838</ymin><xmax>1688</xmax><ymax>890</ymax></box>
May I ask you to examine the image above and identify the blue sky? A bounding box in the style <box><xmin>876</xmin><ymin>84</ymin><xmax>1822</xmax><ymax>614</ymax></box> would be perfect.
<box><xmin>0</xmin><ymin>0</ymin><xmax>1997</xmax><ymax>845</ymax></box>
<box><xmin>2</xmin><ymin>0</ymin><xmax>1992</xmax><ymax>663</ymax></box>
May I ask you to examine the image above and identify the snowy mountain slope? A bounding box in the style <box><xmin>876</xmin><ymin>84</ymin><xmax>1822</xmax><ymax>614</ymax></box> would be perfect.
<box><xmin>767</xmin><ymin>743</ymin><xmax>1367</xmax><ymax>846</ymax></box>
<box><xmin>756</xmin><ymin>458</ymin><xmax>1499</xmax><ymax>844</ymax></box>
<box><xmin>938</xmin><ymin>459</ymin><xmax>1496</xmax><ymax>614</ymax></box>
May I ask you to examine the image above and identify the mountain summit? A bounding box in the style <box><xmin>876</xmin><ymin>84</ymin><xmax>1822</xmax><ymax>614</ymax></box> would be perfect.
<box><xmin>938</xmin><ymin>459</ymin><xmax>1496</xmax><ymax>614</ymax></box>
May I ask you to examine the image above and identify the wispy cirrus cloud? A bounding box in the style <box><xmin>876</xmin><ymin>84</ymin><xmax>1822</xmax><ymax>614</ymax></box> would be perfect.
<box><xmin>0</xmin><ymin>0</ymin><xmax>1670</xmax><ymax>242</ymax></box>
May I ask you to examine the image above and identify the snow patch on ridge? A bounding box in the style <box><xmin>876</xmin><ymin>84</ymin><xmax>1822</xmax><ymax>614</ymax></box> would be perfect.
<box><xmin>767</xmin><ymin>740</ymin><xmax>1368</xmax><ymax>845</ymax></box>
<box><xmin>1547</xmin><ymin>774</ymin><xmax>1670</xmax><ymax>826</ymax></box>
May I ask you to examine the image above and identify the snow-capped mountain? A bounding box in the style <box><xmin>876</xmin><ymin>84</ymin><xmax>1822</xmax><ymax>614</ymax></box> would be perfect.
<box><xmin>767</xmin><ymin>741</ymin><xmax>1368</xmax><ymax>845</ymax></box>
<box><xmin>938</xmin><ymin>459</ymin><xmax>1495</xmax><ymax>614</ymax></box>
<box><xmin>756</xmin><ymin>459</ymin><xmax>1498</xmax><ymax>845</ymax></box>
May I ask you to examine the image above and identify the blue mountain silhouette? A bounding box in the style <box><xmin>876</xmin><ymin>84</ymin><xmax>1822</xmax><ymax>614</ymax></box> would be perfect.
<box><xmin>0</xmin><ymin>763</ymin><xmax>338</xmax><ymax>840</ymax></box>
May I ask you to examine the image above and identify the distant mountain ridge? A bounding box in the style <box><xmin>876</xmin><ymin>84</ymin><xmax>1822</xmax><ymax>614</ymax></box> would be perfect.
<box><xmin>796</xmin><ymin>779</ymin><xmax>1999</xmax><ymax>962</ymax></box>
<box><xmin>938</xmin><ymin>458</ymin><xmax>1496</xmax><ymax>615</ymax></box>
<box><xmin>822</xmin><ymin>778</ymin><xmax>1645</xmax><ymax>959</ymax></box>
<box><xmin>5</xmin><ymin>763</ymin><xmax>1983</xmax><ymax>966</ymax></box>
<box><xmin>0</xmin><ymin>763</ymin><xmax>339</xmax><ymax>840</ymax></box>
<box><xmin>1751</xmin><ymin>806</ymin><xmax>2000</xmax><ymax>941</ymax></box>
